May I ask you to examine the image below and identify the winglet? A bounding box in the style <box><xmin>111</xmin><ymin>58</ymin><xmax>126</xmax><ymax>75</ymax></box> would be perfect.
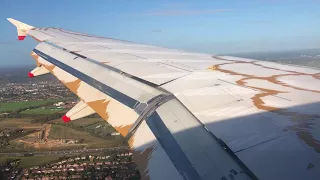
<box><xmin>7</xmin><ymin>18</ymin><xmax>35</xmax><ymax>40</ymax></box>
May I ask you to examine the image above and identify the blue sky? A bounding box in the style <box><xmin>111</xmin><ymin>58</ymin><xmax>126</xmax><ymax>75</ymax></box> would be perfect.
<box><xmin>0</xmin><ymin>0</ymin><xmax>319</xmax><ymax>66</ymax></box>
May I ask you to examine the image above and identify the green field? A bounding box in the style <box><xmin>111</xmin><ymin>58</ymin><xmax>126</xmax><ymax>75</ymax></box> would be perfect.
<box><xmin>0</xmin><ymin>155</ymin><xmax>63</xmax><ymax>168</ymax></box>
<box><xmin>0</xmin><ymin>118</ymin><xmax>41</xmax><ymax>129</ymax></box>
<box><xmin>48</xmin><ymin>124</ymin><xmax>124</xmax><ymax>148</ymax></box>
<box><xmin>52</xmin><ymin>117</ymin><xmax>102</xmax><ymax>126</ymax></box>
<box><xmin>0</xmin><ymin>99</ymin><xmax>63</xmax><ymax>113</ymax></box>
<box><xmin>51</xmin><ymin>118</ymin><xmax>117</xmax><ymax>139</ymax></box>
<box><xmin>48</xmin><ymin>124</ymin><xmax>103</xmax><ymax>143</ymax></box>
<box><xmin>20</xmin><ymin>107</ymin><xmax>65</xmax><ymax>115</ymax></box>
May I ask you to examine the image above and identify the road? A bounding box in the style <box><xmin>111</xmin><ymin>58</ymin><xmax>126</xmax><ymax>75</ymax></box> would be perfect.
<box><xmin>0</xmin><ymin>146</ymin><xmax>129</xmax><ymax>157</ymax></box>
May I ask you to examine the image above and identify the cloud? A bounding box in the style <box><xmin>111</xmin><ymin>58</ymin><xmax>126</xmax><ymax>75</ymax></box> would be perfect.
<box><xmin>142</xmin><ymin>9</ymin><xmax>231</xmax><ymax>16</ymax></box>
<box><xmin>151</xmin><ymin>29</ymin><xmax>163</xmax><ymax>33</ymax></box>
<box><xmin>0</xmin><ymin>42</ymin><xmax>13</xmax><ymax>45</ymax></box>
<box><xmin>165</xmin><ymin>2</ymin><xmax>189</xmax><ymax>8</ymax></box>
<box><xmin>248</xmin><ymin>20</ymin><xmax>272</xmax><ymax>24</ymax></box>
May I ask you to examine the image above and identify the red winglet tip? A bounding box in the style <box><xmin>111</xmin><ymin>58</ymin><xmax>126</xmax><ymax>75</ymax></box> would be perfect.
<box><xmin>18</xmin><ymin>36</ymin><xmax>26</xmax><ymax>40</ymax></box>
<box><xmin>28</xmin><ymin>72</ymin><xmax>34</xmax><ymax>78</ymax></box>
<box><xmin>62</xmin><ymin>115</ymin><xmax>71</xmax><ymax>123</ymax></box>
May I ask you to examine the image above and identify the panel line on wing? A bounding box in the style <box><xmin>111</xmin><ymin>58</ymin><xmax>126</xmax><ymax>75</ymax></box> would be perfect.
<box><xmin>125</xmin><ymin>94</ymin><xmax>175</xmax><ymax>141</ymax></box>
<box><xmin>43</xmin><ymin>41</ymin><xmax>174</xmax><ymax>92</ymax></box>
<box><xmin>33</xmin><ymin>49</ymin><xmax>139</xmax><ymax>109</ymax></box>
<box><xmin>146</xmin><ymin>112</ymin><xmax>203</xmax><ymax>180</ymax></box>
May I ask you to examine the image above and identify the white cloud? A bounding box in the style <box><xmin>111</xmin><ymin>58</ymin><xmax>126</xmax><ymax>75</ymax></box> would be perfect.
<box><xmin>142</xmin><ymin>9</ymin><xmax>231</xmax><ymax>16</ymax></box>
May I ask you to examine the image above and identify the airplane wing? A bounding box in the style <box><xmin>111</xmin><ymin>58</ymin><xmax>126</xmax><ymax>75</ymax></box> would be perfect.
<box><xmin>7</xmin><ymin>18</ymin><xmax>320</xmax><ymax>180</ymax></box>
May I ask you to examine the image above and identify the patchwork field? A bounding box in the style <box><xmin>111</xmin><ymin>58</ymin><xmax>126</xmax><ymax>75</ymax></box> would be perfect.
<box><xmin>51</xmin><ymin>117</ymin><xmax>118</xmax><ymax>139</ymax></box>
<box><xmin>20</xmin><ymin>107</ymin><xmax>66</xmax><ymax>115</ymax></box>
<box><xmin>51</xmin><ymin>117</ymin><xmax>102</xmax><ymax>127</ymax></box>
<box><xmin>0</xmin><ymin>118</ymin><xmax>42</xmax><ymax>129</ymax></box>
<box><xmin>47</xmin><ymin>124</ymin><xmax>125</xmax><ymax>148</ymax></box>
<box><xmin>48</xmin><ymin>124</ymin><xmax>102</xmax><ymax>143</ymax></box>
<box><xmin>0</xmin><ymin>155</ymin><xmax>62</xmax><ymax>168</ymax></box>
<box><xmin>0</xmin><ymin>99</ymin><xmax>62</xmax><ymax>113</ymax></box>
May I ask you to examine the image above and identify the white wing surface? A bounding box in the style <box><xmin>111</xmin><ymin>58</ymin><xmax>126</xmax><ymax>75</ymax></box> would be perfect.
<box><xmin>8</xmin><ymin>18</ymin><xmax>320</xmax><ymax>180</ymax></box>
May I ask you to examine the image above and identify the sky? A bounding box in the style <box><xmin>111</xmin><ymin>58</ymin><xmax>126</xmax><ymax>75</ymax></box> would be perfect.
<box><xmin>0</xmin><ymin>0</ymin><xmax>319</xmax><ymax>66</ymax></box>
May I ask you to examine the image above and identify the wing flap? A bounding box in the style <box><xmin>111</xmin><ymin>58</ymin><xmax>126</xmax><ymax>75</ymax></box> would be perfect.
<box><xmin>128</xmin><ymin>121</ymin><xmax>185</xmax><ymax>180</ymax></box>
<box><xmin>30</xmin><ymin>49</ymin><xmax>140</xmax><ymax>136</ymax></box>
<box><xmin>150</xmin><ymin>99</ymin><xmax>254</xmax><ymax>180</ymax></box>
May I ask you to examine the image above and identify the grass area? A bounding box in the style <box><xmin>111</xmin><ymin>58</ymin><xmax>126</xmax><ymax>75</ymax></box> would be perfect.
<box><xmin>0</xmin><ymin>156</ymin><xmax>62</xmax><ymax>168</ymax></box>
<box><xmin>0</xmin><ymin>118</ymin><xmax>42</xmax><ymax>129</ymax></box>
<box><xmin>19</xmin><ymin>156</ymin><xmax>60</xmax><ymax>168</ymax></box>
<box><xmin>48</xmin><ymin>124</ymin><xmax>103</xmax><ymax>143</ymax></box>
<box><xmin>52</xmin><ymin>117</ymin><xmax>103</xmax><ymax>127</ymax></box>
<box><xmin>48</xmin><ymin>124</ymin><xmax>125</xmax><ymax>148</ymax></box>
<box><xmin>51</xmin><ymin>118</ymin><xmax>117</xmax><ymax>139</ymax></box>
<box><xmin>0</xmin><ymin>99</ymin><xmax>62</xmax><ymax>113</ymax></box>
<box><xmin>20</xmin><ymin>107</ymin><xmax>64</xmax><ymax>115</ymax></box>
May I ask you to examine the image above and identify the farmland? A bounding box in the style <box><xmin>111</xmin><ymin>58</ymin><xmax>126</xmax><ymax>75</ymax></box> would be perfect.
<box><xmin>20</xmin><ymin>107</ymin><xmax>66</xmax><ymax>115</ymax></box>
<box><xmin>0</xmin><ymin>155</ymin><xmax>62</xmax><ymax>168</ymax></box>
<box><xmin>51</xmin><ymin>117</ymin><xmax>102</xmax><ymax>127</ymax></box>
<box><xmin>51</xmin><ymin>118</ymin><xmax>119</xmax><ymax>140</ymax></box>
<box><xmin>48</xmin><ymin>124</ymin><xmax>125</xmax><ymax>148</ymax></box>
<box><xmin>0</xmin><ymin>99</ymin><xmax>62</xmax><ymax>113</ymax></box>
<box><xmin>48</xmin><ymin>124</ymin><xmax>103</xmax><ymax>143</ymax></box>
<box><xmin>0</xmin><ymin>118</ymin><xmax>42</xmax><ymax>129</ymax></box>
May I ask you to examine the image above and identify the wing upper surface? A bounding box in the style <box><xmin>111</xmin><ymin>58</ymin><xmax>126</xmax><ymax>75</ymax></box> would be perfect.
<box><xmin>9</xmin><ymin>19</ymin><xmax>320</xmax><ymax>180</ymax></box>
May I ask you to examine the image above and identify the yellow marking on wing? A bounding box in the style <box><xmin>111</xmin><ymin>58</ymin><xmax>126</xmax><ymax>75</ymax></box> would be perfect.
<box><xmin>87</xmin><ymin>99</ymin><xmax>110</xmax><ymax>120</ymax></box>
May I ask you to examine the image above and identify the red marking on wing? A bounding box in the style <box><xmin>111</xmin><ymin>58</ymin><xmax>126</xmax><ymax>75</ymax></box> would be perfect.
<box><xmin>28</xmin><ymin>72</ymin><xmax>34</xmax><ymax>78</ymax></box>
<box><xmin>62</xmin><ymin>115</ymin><xmax>71</xmax><ymax>123</ymax></box>
<box><xmin>18</xmin><ymin>36</ymin><xmax>26</xmax><ymax>40</ymax></box>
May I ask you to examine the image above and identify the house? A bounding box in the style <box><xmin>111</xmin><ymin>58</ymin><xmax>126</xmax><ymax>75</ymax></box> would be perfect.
<box><xmin>42</xmin><ymin>176</ymin><xmax>49</xmax><ymax>180</ymax></box>
<box><xmin>54</xmin><ymin>102</ymin><xmax>64</xmax><ymax>107</ymax></box>
<box><xmin>69</xmin><ymin>168</ymin><xmax>75</xmax><ymax>172</ymax></box>
<box><xmin>105</xmin><ymin>176</ymin><xmax>113</xmax><ymax>180</ymax></box>
<box><xmin>31</xmin><ymin>166</ymin><xmax>39</xmax><ymax>170</ymax></box>
<box><xmin>77</xmin><ymin>168</ymin><xmax>84</xmax><ymax>172</ymax></box>
<box><xmin>72</xmin><ymin>175</ymin><xmax>82</xmax><ymax>179</ymax></box>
